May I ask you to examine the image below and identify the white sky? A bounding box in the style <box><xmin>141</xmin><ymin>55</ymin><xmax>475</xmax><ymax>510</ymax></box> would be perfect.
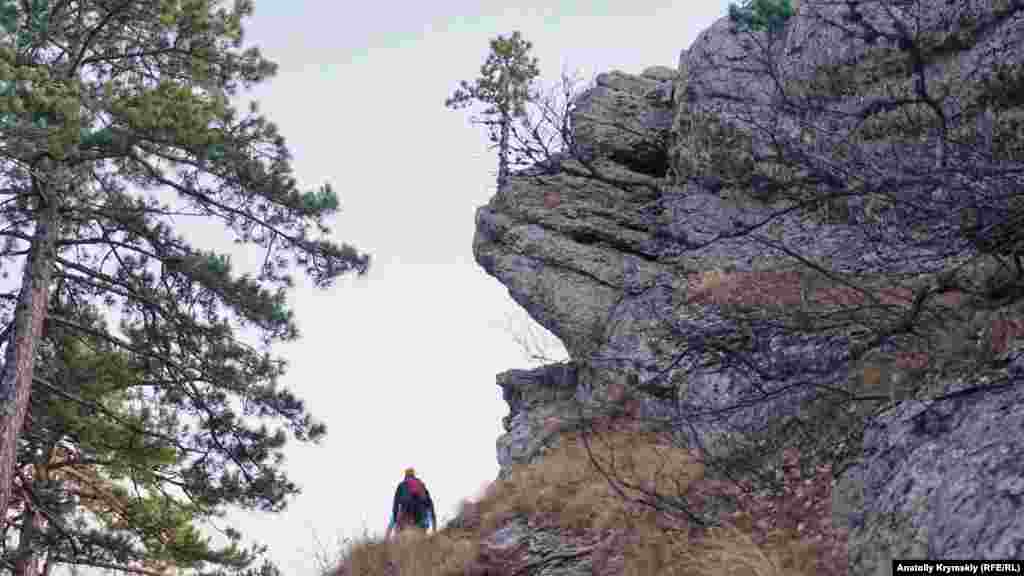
<box><xmin>178</xmin><ymin>2</ymin><xmax>735</xmax><ymax>574</ymax></box>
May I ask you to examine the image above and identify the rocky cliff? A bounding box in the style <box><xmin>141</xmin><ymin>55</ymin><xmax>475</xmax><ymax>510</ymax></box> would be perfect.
<box><xmin>474</xmin><ymin>0</ymin><xmax>1024</xmax><ymax>572</ymax></box>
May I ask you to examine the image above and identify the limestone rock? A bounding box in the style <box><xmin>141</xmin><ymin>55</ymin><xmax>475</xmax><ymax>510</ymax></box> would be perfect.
<box><xmin>496</xmin><ymin>403</ymin><xmax>572</xmax><ymax>478</ymax></box>
<box><xmin>837</xmin><ymin>367</ymin><xmax>1024</xmax><ymax>570</ymax></box>
<box><xmin>474</xmin><ymin>0</ymin><xmax>1024</xmax><ymax>570</ymax></box>
<box><xmin>674</xmin><ymin>0</ymin><xmax>1024</xmax><ymax>191</ymax></box>
<box><xmin>473</xmin><ymin>158</ymin><xmax>673</xmax><ymax>360</ymax></box>
<box><xmin>640</xmin><ymin>65</ymin><xmax>677</xmax><ymax>82</ymax></box>
<box><xmin>498</xmin><ymin>363</ymin><xmax>578</xmax><ymax>430</ymax></box>
<box><xmin>495</xmin><ymin>364</ymin><xmax>580</xmax><ymax>474</ymax></box>
<box><xmin>474</xmin><ymin>516</ymin><xmax>600</xmax><ymax>576</ymax></box>
<box><xmin>571</xmin><ymin>70</ymin><xmax>674</xmax><ymax>177</ymax></box>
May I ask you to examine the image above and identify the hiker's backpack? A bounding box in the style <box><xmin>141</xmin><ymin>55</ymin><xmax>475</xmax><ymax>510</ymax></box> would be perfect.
<box><xmin>398</xmin><ymin>476</ymin><xmax>429</xmax><ymax>524</ymax></box>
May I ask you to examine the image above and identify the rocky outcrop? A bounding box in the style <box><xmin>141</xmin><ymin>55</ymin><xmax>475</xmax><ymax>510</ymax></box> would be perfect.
<box><xmin>495</xmin><ymin>364</ymin><xmax>579</xmax><ymax>474</ymax></box>
<box><xmin>475</xmin><ymin>0</ymin><xmax>1024</xmax><ymax>572</ymax></box>
<box><xmin>476</xmin><ymin>66</ymin><xmax>864</xmax><ymax>478</ymax></box>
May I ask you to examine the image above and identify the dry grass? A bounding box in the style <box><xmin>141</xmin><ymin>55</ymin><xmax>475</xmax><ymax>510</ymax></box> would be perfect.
<box><xmin>330</xmin><ymin>529</ymin><xmax>478</xmax><ymax>576</ymax></box>
<box><xmin>327</xmin><ymin>424</ymin><xmax>849</xmax><ymax>576</ymax></box>
<box><xmin>474</xmin><ymin>427</ymin><xmax>702</xmax><ymax>537</ymax></box>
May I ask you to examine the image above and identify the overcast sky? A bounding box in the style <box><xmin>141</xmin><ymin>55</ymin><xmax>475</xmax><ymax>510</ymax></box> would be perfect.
<box><xmin>195</xmin><ymin>2</ymin><xmax>735</xmax><ymax>574</ymax></box>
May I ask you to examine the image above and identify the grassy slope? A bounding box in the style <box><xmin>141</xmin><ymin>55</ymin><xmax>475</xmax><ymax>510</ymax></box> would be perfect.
<box><xmin>327</xmin><ymin>423</ymin><xmax>848</xmax><ymax>576</ymax></box>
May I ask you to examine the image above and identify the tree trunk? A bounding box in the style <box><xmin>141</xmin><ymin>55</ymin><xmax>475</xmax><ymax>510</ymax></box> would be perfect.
<box><xmin>14</xmin><ymin>438</ymin><xmax>60</xmax><ymax>576</ymax></box>
<box><xmin>0</xmin><ymin>163</ymin><xmax>62</xmax><ymax>530</ymax></box>
<box><xmin>497</xmin><ymin>72</ymin><xmax>511</xmax><ymax>194</ymax></box>
<box><xmin>498</xmin><ymin>109</ymin><xmax>510</xmax><ymax>193</ymax></box>
<box><xmin>13</xmin><ymin>483</ymin><xmax>44</xmax><ymax>576</ymax></box>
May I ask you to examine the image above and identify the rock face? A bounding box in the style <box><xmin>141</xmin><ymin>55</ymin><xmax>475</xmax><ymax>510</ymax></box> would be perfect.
<box><xmin>836</xmin><ymin>349</ymin><xmax>1024</xmax><ymax>569</ymax></box>
<box><xmin>495</xmin><ymin>364</ymin><xmax>579</xmax><ymax>475</ymax></box>
<box><xmin>474</xmin><ymin>0</ymin><xmax>1024</xmax><ymax>572</ymax></box>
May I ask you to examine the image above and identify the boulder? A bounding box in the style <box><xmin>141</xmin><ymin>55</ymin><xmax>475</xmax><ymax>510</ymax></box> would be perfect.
<box><xmin>571</xmin><ymin>70</ymin><xmax>674</xmax><ymax>177</ymax></box>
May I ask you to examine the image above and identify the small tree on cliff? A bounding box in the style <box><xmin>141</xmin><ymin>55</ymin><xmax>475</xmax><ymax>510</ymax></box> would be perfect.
<box><xmin>728</xmin><ymin>0</ymin><xmax>796</xmax><ymax>34</ymax></box>
<box><xmin>446</xmin><ymin>31</ymin><xmax>541</xmax><ymax>192</ymax></box>
<box><xmin>0</xmin><ymin>0</ymin><xmax>370</xmax><ymax>571</ymax></box>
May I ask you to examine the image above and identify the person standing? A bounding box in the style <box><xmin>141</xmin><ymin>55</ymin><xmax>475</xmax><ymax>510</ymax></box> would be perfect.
<box><xmin>385</xmin><ymin>467</ymin><xmax>436</xmax><ymax>539</ymax></box>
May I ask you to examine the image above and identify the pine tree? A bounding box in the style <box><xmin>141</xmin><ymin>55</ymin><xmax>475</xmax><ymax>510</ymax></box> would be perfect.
<box><xmin>728</xmin><ymin>0</ymin><xmax>795</xmax><ymax>34</ymax></box>
<box><xmin>8</xmin><ymin>297</ymin><xmax>280</xmax><ymax>575</ymax></box>
<box><xmin>445</xmin><ymin>31</ymin><xmax>540</xmax><ymax>192</ymax></box>
<box><xmin>0</xmin><ymin>0</ymin><xmax>370</xmax><ymax>564</ymax></box>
